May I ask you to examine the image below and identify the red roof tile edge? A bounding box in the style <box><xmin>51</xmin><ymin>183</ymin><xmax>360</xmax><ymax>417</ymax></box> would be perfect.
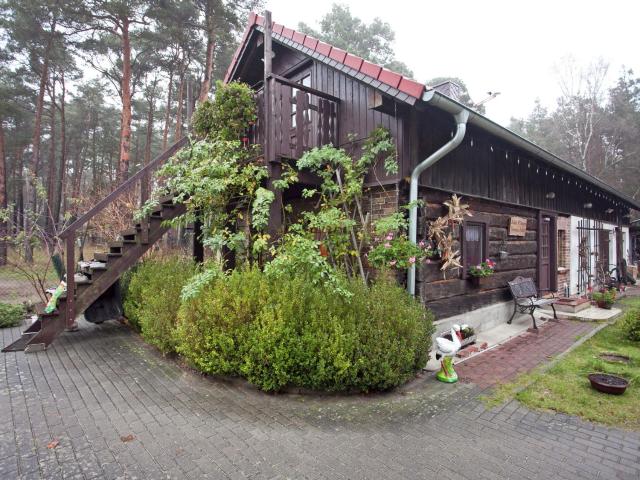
<box><xmin>224</xmin><ymin>12</ymin><xmax>425</xmax><ymax>100</ymax></box>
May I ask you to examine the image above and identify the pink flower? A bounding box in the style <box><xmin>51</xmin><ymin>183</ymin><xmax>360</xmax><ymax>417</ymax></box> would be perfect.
<box><xmin>386</xmin><ymin>234</ymin><xmax>393</xmax><ymax>241</ymax></box>
<box><xmin>389</xmin><ymin>260</ymin><xmax>397</xmax><ymax>266</ymax></box>
<box><xmin>419</xmin><ymin>241</ymin><xmax>425</xmax><ymax>248</ymax></box>
<box><xmin>409</xmin><ymin>256</ymin><xmax>416</xmax><ymax>264</ymax></box>
<box><xmin>384</xmin><ymin>242</ymin><xmax>391</xmax><ymax>248</ymax></box>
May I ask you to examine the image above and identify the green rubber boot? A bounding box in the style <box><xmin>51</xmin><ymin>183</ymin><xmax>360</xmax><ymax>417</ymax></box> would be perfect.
<box><xmin>436</xmin><ymin>357</ymin><xmax>458</xmax><ymax>383</ymax></box>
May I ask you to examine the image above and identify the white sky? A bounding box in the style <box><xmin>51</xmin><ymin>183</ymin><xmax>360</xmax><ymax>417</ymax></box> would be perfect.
<box><xmin>263</xmin><ymin>0</ymin><xmax>640</xmax><ymax>126</ymax></box>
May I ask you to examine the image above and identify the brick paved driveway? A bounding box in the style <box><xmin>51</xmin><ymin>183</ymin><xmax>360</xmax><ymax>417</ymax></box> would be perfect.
<box><xmin>457</xmin><ymin>318</ymin><xmax>598</xmax><ymax>388</ymax></box>
<box><xmin>2</xmin><ymin>319</ymin><xmax>640</xmax><ymax>479</ymax></box>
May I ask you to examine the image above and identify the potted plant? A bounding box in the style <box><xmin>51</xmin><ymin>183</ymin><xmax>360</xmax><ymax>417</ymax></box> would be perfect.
<box><xmin>592</xmin><ymin>288</ymin><xmax>616</xmax><ymax>309</ymax></box>
<box><xmin>468</xmin><ymin>259</ymin><xmax>496</xmax><ymax>287</ymax></box>
<box><xmin>439</xmin><ymin>324</ymin><xmax>477</xmax><ymax>347</ymax></box>
<box><xmin>368</xmin><ymin>234</ymin><xmax>436</xmax><ymax>274</ymax></box>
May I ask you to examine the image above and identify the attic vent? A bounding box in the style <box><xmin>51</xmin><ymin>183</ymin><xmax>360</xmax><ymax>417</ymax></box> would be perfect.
<box><xmin>431</xmin><ymin>81</ymin><xmax>462</xmax><ymax>102</ymax></box>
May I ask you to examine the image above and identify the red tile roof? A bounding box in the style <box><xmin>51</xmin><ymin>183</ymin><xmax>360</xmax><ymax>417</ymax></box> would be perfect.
<box><xmin>224</xmin><ymin>12</ymin><xmax>425</xmax><ymax>101</ymax></box>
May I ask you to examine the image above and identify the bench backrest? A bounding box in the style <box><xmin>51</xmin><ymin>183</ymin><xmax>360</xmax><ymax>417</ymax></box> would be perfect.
<box><xmin>508</xmin><ymin>276</ymin><xmax>538</xmax><ymax>299</ymax></box>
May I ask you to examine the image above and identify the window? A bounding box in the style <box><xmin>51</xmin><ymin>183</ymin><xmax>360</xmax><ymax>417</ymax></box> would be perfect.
<box><xmin>557</xmin><ymin>230</ymin><xmax>567</xmax><ymax>268</ymax></box>
<box><xmin>291</xmin><ymin>74</ymin><xmax>311</xmax><ymax>128</ymax></box>
<box><xmin>462</xmin><ymin>221</ymin><xmax>487</xmax><ymax>277</ymax></box>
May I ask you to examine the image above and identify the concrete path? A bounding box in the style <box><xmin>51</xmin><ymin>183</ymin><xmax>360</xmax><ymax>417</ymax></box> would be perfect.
<box><xmin>2</xmin><ymin>319</ymin><xmax>640</xmax><ymax>480</ymax></box>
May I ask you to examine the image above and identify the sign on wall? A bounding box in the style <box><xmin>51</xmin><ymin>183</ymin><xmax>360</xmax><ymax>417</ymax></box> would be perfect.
<box><xmin>508</xmin><ymin>216</ymin><xmax>527</xmax><ymax>237</ymax></box>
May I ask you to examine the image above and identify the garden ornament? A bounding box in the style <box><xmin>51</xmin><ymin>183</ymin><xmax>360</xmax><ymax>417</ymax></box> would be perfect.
<box><xmin>435</xmin><ymin>324</ymin><xmax>462</xmax><ymax>383</ymax></box>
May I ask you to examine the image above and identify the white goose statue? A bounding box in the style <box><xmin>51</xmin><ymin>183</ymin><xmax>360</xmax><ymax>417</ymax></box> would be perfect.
<box><xmin>435</xmin><ymin>324</ymin><xmax>462</xmax><ymax>383</ymax></box>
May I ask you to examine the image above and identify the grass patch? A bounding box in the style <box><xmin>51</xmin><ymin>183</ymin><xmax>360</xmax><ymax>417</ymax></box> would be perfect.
<box><xmin>493</xmin><ymin>296</ymin><xmax>640</xmax><ymax>429</ymax></box>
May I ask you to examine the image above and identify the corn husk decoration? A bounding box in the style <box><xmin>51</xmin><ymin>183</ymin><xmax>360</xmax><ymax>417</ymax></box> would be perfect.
<box><xmin>427</xmin><ymin>194</ymin><xmax>472</xmax><ymax>278</ymax></box>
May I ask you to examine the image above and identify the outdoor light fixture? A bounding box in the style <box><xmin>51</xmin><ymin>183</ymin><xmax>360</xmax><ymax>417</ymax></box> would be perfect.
<box><xmin>583</xmin><ymin>203</ymin><xmax>593</xmax><ymax>209</ymax></box>
<box><xmin>605</xmin><ymin>208</ymin><xmax>614</xmax><ymax>214</ymax></box>
<box><xmin>545</xmin><ymin>192</ymin><xmax>556</xmax><ymax>199</ymax></box>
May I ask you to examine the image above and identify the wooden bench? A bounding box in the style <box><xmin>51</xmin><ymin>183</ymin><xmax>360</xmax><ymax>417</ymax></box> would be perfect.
<box><xmin>507</xmin><ymin>276</ymin><xmax>557</xmax><ymax>330</ymax></box>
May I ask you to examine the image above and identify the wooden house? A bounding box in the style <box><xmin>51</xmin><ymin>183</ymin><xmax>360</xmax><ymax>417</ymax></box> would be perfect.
<box><xmin>6</xmin><ymin>11</ymin><xmax>639</xmax><ymax>353</ymax></box>
<box><xmin>225</xmin><ymin>12</ymin><xmax>640</xmax><ymax>327</ymax></box>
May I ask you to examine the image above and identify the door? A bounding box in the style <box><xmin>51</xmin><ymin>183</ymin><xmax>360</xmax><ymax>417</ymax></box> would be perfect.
<box><xmin>539</xmin><ymin>218</ymin><xmax>551</xmax><ymax>291</ymax></box>
<box><xmin>598</xmin><ymin>229</ymin><xmax>610</xmax><ymax>273</ymax></box>
<box><xmin>538</xmin><ymin>213</ymin><xmax>557</xmax><ymax>292</ymax></box>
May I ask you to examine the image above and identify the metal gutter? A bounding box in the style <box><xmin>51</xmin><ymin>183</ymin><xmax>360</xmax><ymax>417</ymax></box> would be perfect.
<box><xmin>421</xmin><ymin>90</ymin><xmax>640</xmax><ymax>211</ymax></box>
<box><xmin>407</xmin><ymin>104</ymin><xmax>469</xmax><ymax>296</ymax></box>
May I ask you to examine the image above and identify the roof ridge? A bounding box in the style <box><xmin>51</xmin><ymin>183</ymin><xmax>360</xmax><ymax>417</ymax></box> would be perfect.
<box><xmin>224</xmin><ymin>12</ymin><xmax>425</xmax><ymax>100</ymax></box>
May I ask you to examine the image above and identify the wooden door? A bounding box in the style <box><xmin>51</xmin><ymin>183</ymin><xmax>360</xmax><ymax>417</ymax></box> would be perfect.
<box><xmin>539</xmin><ymin>219</ymin><xmax>551</xmax><ymax>291</ymax></box>
<box><xmin>538</xmin><ymin>213</ymin><xmax>557</xmax><ymax>292</ymax></box>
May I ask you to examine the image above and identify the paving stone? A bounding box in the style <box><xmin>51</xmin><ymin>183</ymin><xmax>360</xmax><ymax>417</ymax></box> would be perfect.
<box><xmin>2</xmin><ymin>319</ymin><xmax>640</xmax><ymax>479</ymax></box>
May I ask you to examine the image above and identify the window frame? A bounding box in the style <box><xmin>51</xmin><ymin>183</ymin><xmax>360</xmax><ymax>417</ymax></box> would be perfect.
<box><xmin>461</xmin><ymin>218</ymin><xmax>488</xmax><ymax>279</ymax></box>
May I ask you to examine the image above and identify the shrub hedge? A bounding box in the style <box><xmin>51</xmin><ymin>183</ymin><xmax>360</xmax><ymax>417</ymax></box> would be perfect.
<box><xmin>123</xmin><ymin>256</ymin><xmax>196</xmax><ymax>353</ymax></box>
<box><xmin>621</xmin><ymin>307</ymin><xmax>640</xmax><ymax>342</ymax></box>
<box><xmin>0</xmin><ymin>303</ymin><xmax>26</xmax><ymax>328</ymax></box>
<box><xmin>124</xmin><ymin>258</ymin><xmax>434</xmax><ymax>392</ymax></box>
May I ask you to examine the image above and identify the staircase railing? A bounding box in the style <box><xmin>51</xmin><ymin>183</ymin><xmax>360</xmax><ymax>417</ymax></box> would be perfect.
<box><xmin>57</xmin><ymin>136</ymin><xmax>189</xmax><ymax>327</ymax></box>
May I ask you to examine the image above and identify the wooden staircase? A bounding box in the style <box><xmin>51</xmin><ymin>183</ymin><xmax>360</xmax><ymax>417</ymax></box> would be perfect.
<box><xmin>2</xmin><ymin>137</ymin><xmax>189</xmax><ymax>353</ymax></box>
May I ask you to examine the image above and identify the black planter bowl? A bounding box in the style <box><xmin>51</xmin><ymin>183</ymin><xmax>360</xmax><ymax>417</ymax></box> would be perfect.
<box><xmin>588</xmin><ymin>373</ymin><xmax>629</xmax><ymax>395</ymax></box>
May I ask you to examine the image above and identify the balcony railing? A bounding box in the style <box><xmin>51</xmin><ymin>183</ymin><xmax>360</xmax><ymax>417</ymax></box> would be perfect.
<box><xmin>250</xmin><ymin>75</ymin><xmax>339</xmax><ymax>160</ymax></box>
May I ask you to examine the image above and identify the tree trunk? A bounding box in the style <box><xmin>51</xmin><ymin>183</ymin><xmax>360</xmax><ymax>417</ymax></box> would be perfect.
<box><xmin>53</xmin><ymin>70</ymin><xmax>66</xmax><ymax>226</ymax></box>
<box><xmin>162</xmin><ymin>69</ymin><xmax>174</xmax><ymax>150</ymax></box>
<box><xmin>15</xmin><ymin>148</ymin><xmax>23</xmax><ymax>235</ymax></box>
<box><xmin>174</xmin><ymin>71</ymin><xmax>185</xmax><ymax>141</ymax></box>
<box><xmin>0</xmin><ymin>118</ymin><xmax>7</xmax><ymax>265</ymax></box>
<box><xmin>142</xmin><ymin>81</ymin><xmax>157</xmax><ymax>204</ymax></box>
<box><xmin>45</xmin><ymin>73</ymin><xmax>57</xmax><ymax>238</ymax></box>
<box><xmin>118</xmin><ymin>17</ymin><xmax>133</xmax><ymax>184</ymax></box>
<box><xmin>198</xmin><ymin>28</ymin><xmax>216</xmax><ymax>103</ymax></box>
<box><xmin>25</xmin><ymin>24</ymin><xmax>55</xmax><ymax>262</ymax></box>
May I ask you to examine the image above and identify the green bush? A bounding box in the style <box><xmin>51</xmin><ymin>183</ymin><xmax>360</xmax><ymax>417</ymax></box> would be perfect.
<box><xmin>621</xmin><ymin>307</ymin><xmax>640</xmax><ymax>341</ymax></box>
<box><xmin>123</xmin><ymin>256</ymin><xmax>196</xmax><ymax>353</ymax></box>
<box><xmin>175</xmin><ymin>268</ymin><xmax>434</xmax><ymax>392</ymax></box>
<box><xmin>0</xmin><ymin>303</ymin><xmax>26</xmax><ymax>328</ymax></box>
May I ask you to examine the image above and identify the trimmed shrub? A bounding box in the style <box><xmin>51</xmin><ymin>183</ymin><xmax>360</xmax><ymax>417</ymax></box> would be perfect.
<box><xmin>175</xmin><ymin>267</ymin><xmax>270</xmax><ymax>375</ymax></box>
<box><xmin>621</xmin><ymin>307</ymin><xmax>640</xmax><ymax>342</ymax></box>
<box><xmin>175</xmin><ymin>268</ymin><xmax>434</xmax><ymax>392</ymax></box>
<box><xmin>123</xmin><ymin>256</ymin><xmax>196</xmax><ymax>353</ymax></box>
<box><xmin>0</xmin><ymin>303</ymin><xmax>26</xmax><ymax>328</ymax></box>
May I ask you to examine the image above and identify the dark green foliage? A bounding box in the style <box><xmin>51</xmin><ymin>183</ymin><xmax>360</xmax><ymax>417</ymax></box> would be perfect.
<box><xmin>621</xmin><ymin>307</ymin><xmax>640</xmax><ymax>342</ymax></box>
<box><xmin>175</xmin><ymin>268</ymin><xmax>434</xmax><ymax>392</ymax></box>
<box><xmin>0</xmin><ymin>303</ymin><xmax>25</xmax><ymax>328</ymax></box>
<box><xmin>123</xmin><ymin>256</ymin><xmax>196</xmax><ymax>353</ymax></box>
<box><xmin>192</xmin><ymin>81</ymin><xmax>257</xmax><ymax>141</ymax></box>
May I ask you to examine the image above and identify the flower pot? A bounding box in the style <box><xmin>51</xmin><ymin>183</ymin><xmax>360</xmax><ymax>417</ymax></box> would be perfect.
<box><xmin>596</xmin><ymin>300</ymin><xmax>612</xmax><ymax>310</ymax></box>
<box><xmin>588</xmin><ymin>373</ymin><xmax>629</xmax><ymax>395</ymax></box>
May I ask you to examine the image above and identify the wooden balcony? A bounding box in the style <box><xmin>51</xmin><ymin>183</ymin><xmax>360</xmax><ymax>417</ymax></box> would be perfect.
<box><xmin>250</xmin><ymin>75</ymin><xmax>339</xmax><ymax>160</ymax></box>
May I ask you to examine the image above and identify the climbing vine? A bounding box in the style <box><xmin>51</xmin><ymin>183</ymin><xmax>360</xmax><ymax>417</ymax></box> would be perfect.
<box><xmin>144</xmin><ymin>81</ymin><xmax>274</xmax><ymax>268</ymax></box>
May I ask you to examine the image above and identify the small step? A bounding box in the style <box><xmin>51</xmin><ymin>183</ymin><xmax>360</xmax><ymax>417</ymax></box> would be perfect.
<box><xmin>159</xmin><ymin>193</ymin><xmax>176</xmax><ymax>205</ymax></box>
<box><xmin>2</xmin><ymin>332</ymin><xmax>38</xmax><ymax>352</ymax></box>
<box><xmin>94</xmin><ymin>252</ymin><xmax>109</xmax><ymax>263</ymax></box>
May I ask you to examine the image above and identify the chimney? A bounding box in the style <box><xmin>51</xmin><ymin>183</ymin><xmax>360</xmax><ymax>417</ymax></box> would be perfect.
<box><xmin>431</xmin><ymin>81</ymin><xmax>462</xmax><ymax>102</ymax></box>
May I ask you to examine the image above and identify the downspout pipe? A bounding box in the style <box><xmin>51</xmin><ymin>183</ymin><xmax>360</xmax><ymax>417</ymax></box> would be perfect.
<box><xmin>407</xmin><ymin>105</ymin><xmax>469</xmax><ymax>296</ymax></box>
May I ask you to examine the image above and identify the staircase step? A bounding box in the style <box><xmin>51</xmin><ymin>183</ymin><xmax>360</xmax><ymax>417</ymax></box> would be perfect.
<box><xmin>94</xmin><ymin>252</ymin><xmax>109</xmax><ymax>262</ymax></box>
<box><xmin>2</xmin><ymin>332</ymin><xmax>38</xmax><ymax>352</ymax></box>
<box><xmin>159</xmin><ymin>193</ymin><xmax>176</xmax><ymax>204</ymax></box>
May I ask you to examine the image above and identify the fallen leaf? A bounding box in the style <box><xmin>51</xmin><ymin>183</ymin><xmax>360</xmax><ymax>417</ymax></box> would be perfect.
<box><xmin>120</xmin><ymin>434</ymin><xmax>135</xmax><ymax>443</ymax></box>
<box><xmin>47</xmin><ymin>440</ymin><xmax>59</xmax><ymax>449</ymax></box>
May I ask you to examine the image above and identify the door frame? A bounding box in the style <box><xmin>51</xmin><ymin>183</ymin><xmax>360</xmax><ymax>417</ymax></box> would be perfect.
<box><xmin>537</xmin><ymin>211</ymin><xmax>558</xmax><ymax>292</ymax></box>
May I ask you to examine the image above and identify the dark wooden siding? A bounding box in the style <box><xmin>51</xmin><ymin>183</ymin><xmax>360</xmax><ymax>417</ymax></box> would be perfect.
<box><xmin>309</xmin><ymin>62</ymin><xmax>411</xmax><ymax>185</ymax></box>
<box><xmin>417</xmin><ymin>190</ymin><xmax>539</xmax><ymax>319</ymax></box>
<box><xmin>417</xmin><ymin>109</ymin><xmax>621</xmax><ymax>223</ymax></box>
